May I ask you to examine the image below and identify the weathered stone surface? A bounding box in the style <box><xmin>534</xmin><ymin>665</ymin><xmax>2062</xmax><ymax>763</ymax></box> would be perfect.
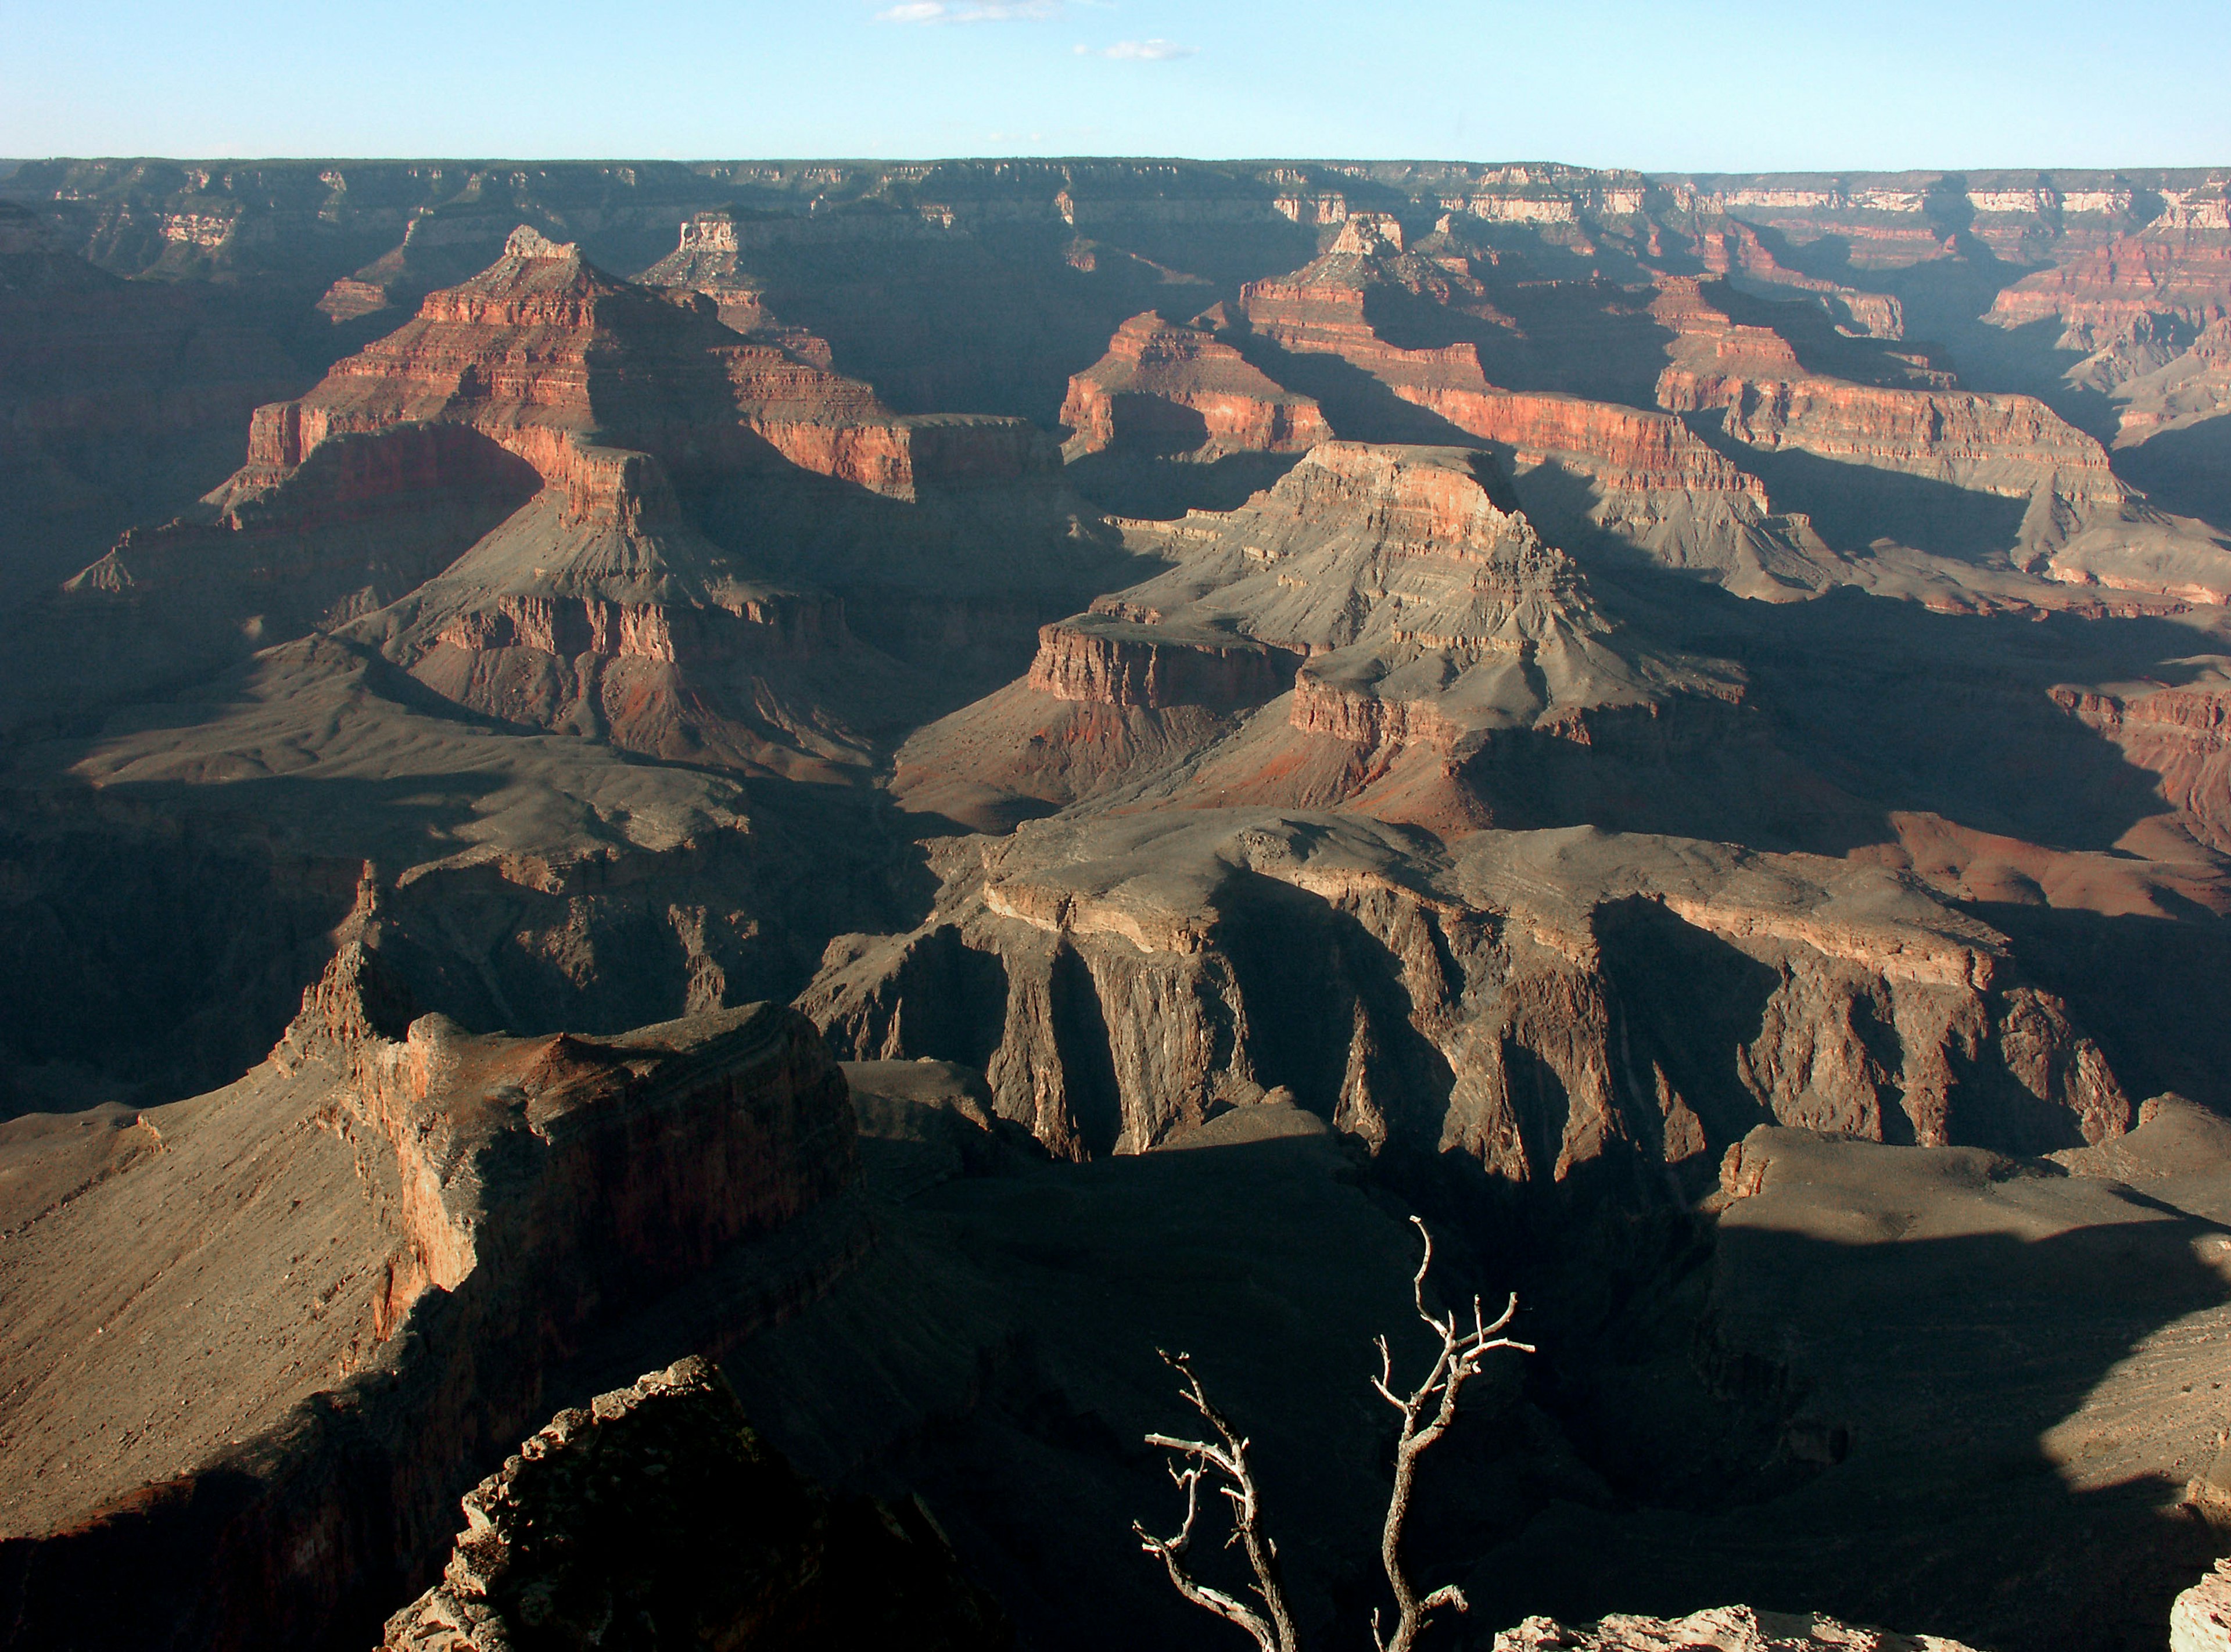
<box><xmin>1060</xmin><ymin>310</ymin><xmax>1328</xmax><ymax>458</ymax></box>
<box><xmin>2173</xmin><ymin>1559</ymin><xmax>2231</xmax><ymax>1652</ymax></box>
<box><xmin>1494</xmin><ymin>1605</ymin><xmax>1981</xmax><ymax>1651</ymax></box>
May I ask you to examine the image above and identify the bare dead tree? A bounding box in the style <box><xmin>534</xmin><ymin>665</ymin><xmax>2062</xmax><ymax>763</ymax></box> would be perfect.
<box><xmin>1367</xmin><ymin>1215</ymin><xmax>1532</xmax><ymax>1652</ymax></box>
<box><xmin>1135</xmin><ymin>1215</ymin><xmax>1531</xmax><ymax>1652</ymax></box>
<box><xmin>1132</xmin><ymin>1349</ymin><xmax>1302</xmax><ymax>1652</ymax></box>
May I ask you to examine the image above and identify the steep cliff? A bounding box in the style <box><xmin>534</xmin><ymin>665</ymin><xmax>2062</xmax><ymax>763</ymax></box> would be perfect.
<box><xmin>1235</xmin><ymin>234</ymin><xmax>1839</xmax><ymax>598</ymax></box>
<box><xmin>1652</xmin><ymin>276</ymin><xmax>2231</xmax><ymax>602</ymax></box>
<box><xmin>804</xmin><ymin>811</ymin><xmax>2129</xmax><ymax>1180</ymax></box>
<box><xmin>0</xmin><ymin>918</ymin><xmax>860</xmax><ymax>1647</ymax></box>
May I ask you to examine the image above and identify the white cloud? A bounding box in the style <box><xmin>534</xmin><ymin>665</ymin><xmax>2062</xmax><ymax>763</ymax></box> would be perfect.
<box><xmin>1075</xmin><ymin>37</ymin><xmax>1197</xmax><ymax>60</ymax></box>
<box><xmin>876</xmin><ymin>1</ymin><xmax>1058</xmax><ymax>21</ymax></box>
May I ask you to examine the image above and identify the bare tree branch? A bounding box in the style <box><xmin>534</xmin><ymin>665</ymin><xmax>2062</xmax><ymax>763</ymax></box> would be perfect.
<box><xmin>1132</xmin><ymin>1349</ymin><xmax>1300</xmax><ymax>1652</ymax></box>
<box><xmin>1372</xmin><ymin>1216</ymin><xmax>1533</xmax><ymax>1652</ymax></box>
<box><xmin>1134</xmin><ymin>1220</ymin><xmax>1532</xmax><ymax>1652</ymax></box>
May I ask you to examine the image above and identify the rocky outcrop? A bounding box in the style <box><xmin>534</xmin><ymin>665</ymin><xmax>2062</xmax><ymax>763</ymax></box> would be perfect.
<box><xmin>0</xmin><ymin>918</ymin><xmax>861</xmax><ymax>1650</ymax></box>
<box><xmin>1027</xmin><ymin>614</ymin><xmax>1300</xmax><ymax>711</ymax></box>
<box><xmin>1235</xmin><ymin>243</ymin><xmax>1837</xmax><ymax>598</ymax></box>
<box><xmin>804</xmin><ymin>813</ymin><xmax>2129</xmax><ymax>1179</ymax></box>
<box><xmin>379</xmin><ymin>1356</ymin><xmax>1006</xmax><ymax>1651</ymax></box>
<box><xmin>2051</xmin><ymin>673</ymin><xmax>2231</xmax><ymax>852</ymax></box>
<box><xmin>1092</xmin><ymin>443</ymin><xmax>1736</xmax><ymax>760</ymax></box>
<box><xmin>892</xmin><ymin>444</ymin><xmax>1750</xmax><ymax>833</ymax></box>
<box><xmin>2175</xmin><ymin>1559</ymin><xmax>2231</xmax><ymax>1652</ymax></box>
<box><xmin>1060</xmin><ymin>310</ymin><xmax>1328</xmax><ymax>457</ymax></box>
<box><xmin>1494</xmin><ymin>1606</ymin><xmax>1979</xmax><ymax>1651</ymax></box>
<box><xmin>1660</xmin><ymin>368</ymin><xmax>2124</xmax><ymax>502</ymax></box>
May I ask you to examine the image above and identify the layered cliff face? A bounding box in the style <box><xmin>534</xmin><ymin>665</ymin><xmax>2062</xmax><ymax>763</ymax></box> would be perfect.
<box><xmin>0</xmin><ymin>913</ymin><xmax>860</xmax><ymax>1647</ymax></box>
<box><xmin>1060</xmin><ymin>310</ymin><xmax>1329</xmax><ymax>458</ymax></box>
<box><xmin>1233</xmin><ymin>238</ymin><xmax>1840</xmax><ymax>599</ymax></box>
<box><xmin>1102</xmin><ymin>442</ymin><xmax>1734</xmax><ymax>750</ymax></box>
<box><xmin>1655</xmin><ymin>279</ymin><xmax>2122</xmax><ymax>501</ymax></box>
<box><xmin>1649</xmin><ymin>276</ymin><xmax>2231</xmax><ymax>603</ymax></box>
<box><xmin>2050</xmin><ymin>667</ymin><xmax>2231</xmax><ymax>853</ymax></box>
<box><xmin>804</xmin><ymin>811</ymin><xmax>2129</xmax><ymax>1179</ymax></box>
<box><xmin>54</xmin><ymin>228</ymin><xmax>1102</xmax><ymax>770</ymax></box>
<box><xmin>894</xmin><ymin>444</ymin><xmax>1748</xmax><ymax>832</ymax></box>
<box><xmin>1987</xmin><ymin>220</ymin><xmax>2231</xmax><ymax>384</ymax></box>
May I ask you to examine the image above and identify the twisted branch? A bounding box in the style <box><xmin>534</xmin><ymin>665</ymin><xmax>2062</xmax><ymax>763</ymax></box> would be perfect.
<box><xmin>1135</xmin><ymin>1219</ymin><xmax>1531</xmax><ymax>1652</ymax></box>
<box><xmin>1371</xmin><ymin>1217</ymin><xmax>1533</xmax><ymax>1652</ymax></box>
<box><xmin>1132</xmin><ymin>1349</ymin><xmax>1300</xmax><ymax>1652</ymax></box>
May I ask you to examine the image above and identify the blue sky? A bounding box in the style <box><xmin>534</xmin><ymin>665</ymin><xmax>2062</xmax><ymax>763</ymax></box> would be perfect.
<box><xmin>3</xmin><ymin>0</ymin><xmax>2226</xmax><ymax>170</ymax></box>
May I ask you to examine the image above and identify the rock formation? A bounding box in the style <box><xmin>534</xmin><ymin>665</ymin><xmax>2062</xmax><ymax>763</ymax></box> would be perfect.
<box><xmin>894</xmin><ymin>444</ymin><xmax>1750</xmax><ymax>832</ymax></box>
<box><xmin>379</xmin><ymin>1356</ymin><xmax>1006</xmax><ymax>1651</ymax></box>
<box><xmin>2175</xmin><ymin>1560</ymin><xmax>2231</xmax><ymax>1652</ymax></box>
<box><xmin>1232</xmin><ymin>228</ymin><xmax>1842</xmax><ymax>598</ymax></box>
<box><xmin>1493</xmin><ymin>1606</ymin><xmax>1979</xmax><ymax>1651</ymax></box>
<box><xmin>8</xmin><ymin>153</ymin><xmax>2231</xmax><ymax>1652</ymax></box>
<box><xmin>0</xmin><ymin>918</ymin><xmax>861</xmax><ymax>1649</ymax></box>
<box><xmin>1061</xmin><ymin>310</ymin><xmax>1329</xmax><ymax>458</ymax></box>
<box><xmin>805</xmin><ymin>811</ymin><xmax>2128</xmax><ymax>1177</ymax></box>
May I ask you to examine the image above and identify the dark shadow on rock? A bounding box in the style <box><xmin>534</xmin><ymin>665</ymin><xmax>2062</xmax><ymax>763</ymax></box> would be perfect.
<box><xmin>1969</xmin><ymin>902</ymin><xmax>2231</xmax><ymax>1114</ymax></box>
<box><xmin>1050</xmin><ymin>942</ymin><xmax>1125</xmax><ymax>1158</ymax></box>
<box><xmin>1061</xmin><ymin>449</ymin><xmax>1304</xmax><ymax>519</ymax></box>
<box><xmin>1595</xmin><ymin>896</ymin><xmax>1780</xmax><ymax>1161</ymax></box>
<box><xmin>1683</xmin><ymin>415</ymin><xmax>2031</xmax><ymax>561</ymax></box>
<box><xmin>2115</xmin><ymin>415</ymin><xmax>2231</xmax><ymax>534</ymax></box>
<box><xmin>1462</xmin><ymin>1211</ymin><xmax>2231</xmax><ymax>1652</ymax></box>
<box><xmin>1226</xmin><ymin>333</ymin><xmax>1488</xmax><ymax>448</ymax></box>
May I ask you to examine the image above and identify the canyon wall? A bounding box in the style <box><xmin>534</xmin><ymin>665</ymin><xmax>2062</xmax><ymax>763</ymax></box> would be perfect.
<box><xmin>0</xmin><ymin>921</ymin><xmax>860</xmax><ymax>1650</ymax></box>
<box><xmin>804</xmin><ymin>814</ymin><xmax>2129</xmax><ymax>1183</ymax></box>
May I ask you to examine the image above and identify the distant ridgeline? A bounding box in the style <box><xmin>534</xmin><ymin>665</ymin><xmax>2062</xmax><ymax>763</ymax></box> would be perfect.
<box><xmin>7</xmin><ymin>157</ymin><xmax>2226</xmax><ymax>289</ymax></box>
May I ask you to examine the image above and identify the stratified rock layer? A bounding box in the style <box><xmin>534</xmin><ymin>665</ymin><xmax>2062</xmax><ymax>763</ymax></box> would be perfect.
<box><xmin>804</xmin><ymin>812</ymin><xmax>2128</xmax><ymax>1177</ymax></box>
<box><xmin>1060</xmin><ymin>310</ymin><xmax>1328</xmax><ymax>458</ymax></box>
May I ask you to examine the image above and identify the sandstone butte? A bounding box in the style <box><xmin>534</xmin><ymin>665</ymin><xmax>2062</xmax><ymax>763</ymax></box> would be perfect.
<box><xmin>1059</xmin><ymin>308</ymin><xmax>1330</xmax><ymax>458</ymax></box>
<box><xmin>51</xmin><ymin>225</ymin><xmax>1133</xmax><ymax>777</ymax></box>
<box><xmin>892</xmin><ymin>441</ymin><xmax>1748</xmax><ymax>836</ymax></box>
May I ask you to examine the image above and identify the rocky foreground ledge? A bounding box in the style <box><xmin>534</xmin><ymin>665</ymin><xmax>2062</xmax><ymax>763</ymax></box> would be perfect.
<box><xmin>1495</xmin><ymin>1607</ymin><xmax>1978</xmax><ymax>1650</ymax></box>
<box><xmin>380</xmin><ymin>1356</ymin><xmax>1006</xmax><ymax>1651</ymax></box>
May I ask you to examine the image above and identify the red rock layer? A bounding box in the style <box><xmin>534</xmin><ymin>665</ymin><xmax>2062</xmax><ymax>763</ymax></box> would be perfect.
<box><xmin>1651</xmin><ymin>278</ymin><xmax>2124</xmax><ymax>502</ymax></box>
<box><xmin>1025</xmin><ymin>615</ymin><xmax>1300</xmax><ymax>710</ymax></box>
<box><xmin>2052</xmin><ymin>678</ymin><xmax>2231</xmax><ymax>853</ymax></box>
<box><xmin>1060</xmin><ymin>311</ymin><xmax>1329</xmax><ymax>457</ymax></box>
<box><xmin>1240</xmin><ymin>257</ymin><xmax>1766</xmax><ymax>505</ymax></box>
<box><xmin>1660</xmin><ymin>370</ymin><xmax>2124</xmax><ymax>501</ymax></box>
<box><xmin>216</xmin><ymin>226</ymin><xmax>1053</xmax><ymax>512</ymax></box>
<box><xmin>1286</xmin><ymin>672</ymin><xmax>1468</xmax><ymax>751</ymax></box>
<box><xmin>1688</xmin><ymin>219</ymin><xmax>1907</xmax><ymax>338</ymax></box>
<box><xmin>1989</xmin><ymin>226</ymin><xmax>2231</xmax><ymax>349</ymax></box>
